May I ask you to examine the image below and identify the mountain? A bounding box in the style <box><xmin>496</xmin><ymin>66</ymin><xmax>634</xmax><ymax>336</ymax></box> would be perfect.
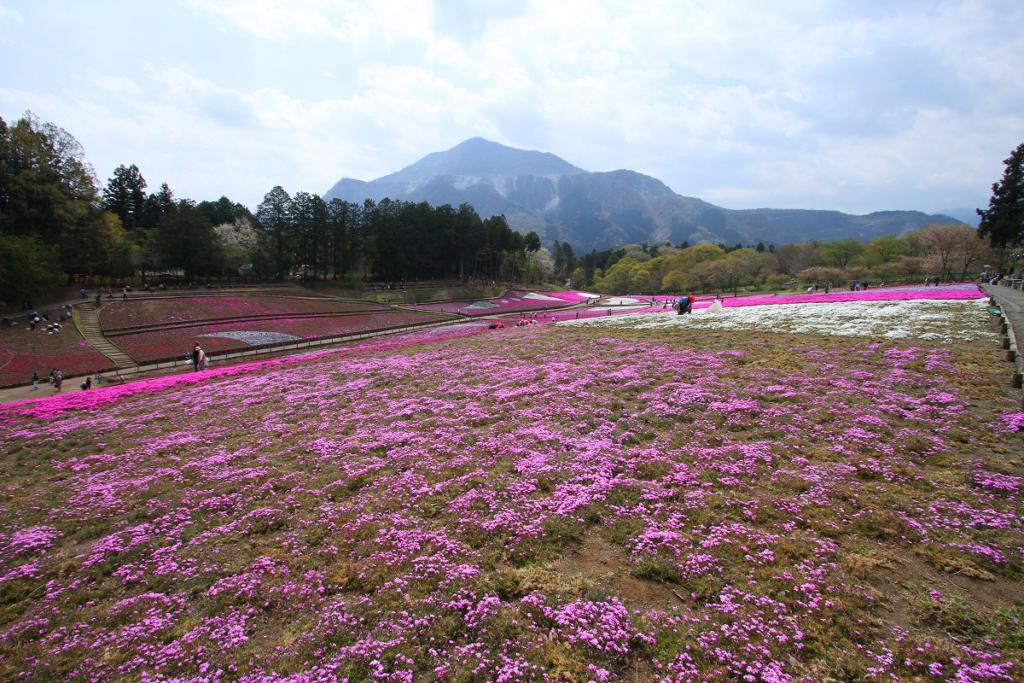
<box><xmin>324</xmin><ymin>139</ymin><xmax>961</xmax><ymax>251</ymax></box>
<box><xmin>936</xmin><ymin>207</ymin><xmax>981</xmax><ymax>228</ymax></box>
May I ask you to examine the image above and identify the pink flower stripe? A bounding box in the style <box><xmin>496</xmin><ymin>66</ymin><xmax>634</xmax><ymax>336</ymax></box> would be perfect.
<box><xmin>720</xmin><ymin>287</ymin><xmax>985</xmax><ymax>308</ymax></box>
<box><xmin>100</xmin><ymin>296</ymin><xmax>387</xmax><ymax>331</ymax></box>
<box><xmin>414</xmin><ymin>290</ymin><xmax>575</xmax><ymax>316</ymax></box>
<box><xmin>111</xmin><ymin>311</ymin><xmax>453</xmax><ymax>363</ymax></box>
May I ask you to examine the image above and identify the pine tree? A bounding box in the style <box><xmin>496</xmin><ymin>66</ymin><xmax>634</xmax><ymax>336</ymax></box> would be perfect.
<box><xmin>978</xmin><ymin>142</ymin><xmax>1024</xmax><ymax>249</ymax></box>
<box><xmin>103</xmin><ymin>164</ymin><xmax>148</xmax><ymax>230</ymax></box>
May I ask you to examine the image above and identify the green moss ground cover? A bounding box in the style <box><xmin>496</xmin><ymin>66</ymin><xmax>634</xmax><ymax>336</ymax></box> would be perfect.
<box><xmin>0</xmin><ymin>306</ymin><xmax>1022</xmax><ymax>681</ymax></box>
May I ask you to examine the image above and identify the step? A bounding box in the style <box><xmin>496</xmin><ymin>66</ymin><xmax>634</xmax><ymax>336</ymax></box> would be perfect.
<box><xmin>73</xmin><ymin>305</ymin><xmax>138</xmax><ymax>370</ymax></box>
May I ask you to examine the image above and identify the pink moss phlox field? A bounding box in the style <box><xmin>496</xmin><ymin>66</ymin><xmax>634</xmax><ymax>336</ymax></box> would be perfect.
<box><xmin>721</xmin><ymin>285</ymin><xmax>985</xmax><ymax>308</ymax></box>
<box><xmin>99</xmin><ymin>296</ymin><xmax>387</xmax><ymax>331</ymax></box>
<box><xmin>415</xmin><ymin>291</ymin><xmax>575</xmax><ymax>316</ymax></box>
<box><xmin>109</xmin><ymin>311</ymin><xmax>453</xmax><ymax>363</ymax></box>
<box><xmin>0</xmin><ymin>320</ymin><xmax>1021</xmax><ymax>680</ymax></box>
<box><xmin>0</xmin><ymin>323</ymin><xmax>113</xmax><ymax>386</ymax></box>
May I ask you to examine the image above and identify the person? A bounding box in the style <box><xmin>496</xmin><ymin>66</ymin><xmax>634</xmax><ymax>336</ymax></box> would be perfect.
<box><xmin>54</xmin><ymin>370</ymin><xmax>63</xmax><ymax>393</ymax></box>
<box><xmin>95</xmin><ymin>293</ymin><xmax>101</xmax><ymax>306</ymax></box>
<box><xmin>80</xmin><ymin>376</ymin><xmax>92</xmax><ymax>391</ymax></box>
<box><xmin>199</xmin><ymin>347</ymin><xmax>210</xmax><ymax>371</ymax></box>
<box><xmin>31</xmin><ymin>372</ymin><xmax>39</xmax><ymax>390</ymax></box>
<box><xmin>676</xmin><ymin>296</ymin><xmax>693</xmax><ymax>315</ymax></box>
<box><xmin>191</xmin><ymin>343</ymin><xmax>201</xmax><ymax>372</ymax></box>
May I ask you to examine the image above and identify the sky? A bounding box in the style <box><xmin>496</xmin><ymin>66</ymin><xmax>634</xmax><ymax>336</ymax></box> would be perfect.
<box><xmin>2</xmin><ymin>0</ymin><xmax>1022</xmax><ymax>217</ymax></box>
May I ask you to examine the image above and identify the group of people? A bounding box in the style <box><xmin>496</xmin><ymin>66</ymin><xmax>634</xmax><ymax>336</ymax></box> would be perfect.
<box><xmin>30</xmin><ymin>369</ymin><xmax>94</xmax><ymax>392</ymax></box>
<box><xmin>25</xmin><ymin>312</ymin><xmax>66</xmax><ymax>334</ymax></box>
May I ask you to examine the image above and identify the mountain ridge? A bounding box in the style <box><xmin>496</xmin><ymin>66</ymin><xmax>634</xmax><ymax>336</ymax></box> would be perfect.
<box><xmin>324</xmin><ymin>139</ymin><xmax>960</xmax><ymax>250</ymax></box>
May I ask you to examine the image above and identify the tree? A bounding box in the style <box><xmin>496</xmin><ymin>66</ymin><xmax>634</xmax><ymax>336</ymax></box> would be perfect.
<box><xmin>797</xmin><ymin>266</ymin><xmax>845</xmax><ymax>285</ymax></box>
<box><xmin>524</xmin><ymin>231</ymin><xmax>541</xmax><ymax>255</ymax></box>
<box><xmin>918</xmin><ymin>223</ymin><xmax>972</xmax><ymax>281</ymax></box>
<box><xmin>862</xmin><ymin>235</ymin><xmax>910</xmax><ymax>266</ymax></box>
<box><xmin>953</xmin><ymin>228</ymin><xmax>991</xmax><ymax>281</ymax></box>
<box><xmin>978</xmin><ymin>142</ymin><xmax>1024</xmax><ymax>249</ymax></box>
<box><xmin>214</xmin><ymin>217</ymin><xmax>259</xmax><ymax>275</ymax></box>
<box><xmin>820</xmin><ymin>238</ymin><xmax>864</xmax><ymax>269</ymax></box>
<box><xmin>708</xmin><ymin>257</ymin><xmax>749</xmax><ymax>294</ymax></box>
<box><xmin>156</xmin><ymin>200</ymin><xmax>223</xmax><ymax>278</ymax></box>
<box><xmin>103</xmin><ymin>164</ymin><xmax>148</xmax><ymax>230</ymax></box>
<box><xmin>143</xmin><ymin>183</ymin><xmax>175</xmax><ymax>228</ymax></box>
<box><xmin>775</xmin><ymin>243</ymin><xmax>822</xmax><ymax>275</ymax></box>
<box><xmin>256</xmin><ymin>186</ymin><xmax>293</xmax><ymax>278</ymax></box>
<box><xmin>0</xmin><ymin>234</ymin><xmax>63</xmax><ymax>308</ymax></box>
<box><xmin>1</xmin><ymin>113</ymin><xmax>100</xmax><ymax>240</ymax></box>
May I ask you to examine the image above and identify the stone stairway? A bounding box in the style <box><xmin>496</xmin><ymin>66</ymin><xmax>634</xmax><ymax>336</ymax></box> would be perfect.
<box><xmin>74</xmin><ymin>304</ymin><xmax>138</xmax><ymax>370</ymax></box>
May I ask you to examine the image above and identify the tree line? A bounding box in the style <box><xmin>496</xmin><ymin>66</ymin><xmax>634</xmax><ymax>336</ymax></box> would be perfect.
<box><xmin>556</xmin><ymin>226</ymin><xmax>994</xmax><ymax>296</ymax></box>
<box><xmin>3</xmin><ymin>111</ymin><xmax>1022</xmax><ymax>307</ymax></box>
<box><xmin>0</xmin><ymin>112</ymin><xmax>541</xmax><ymax>307</ymax></box>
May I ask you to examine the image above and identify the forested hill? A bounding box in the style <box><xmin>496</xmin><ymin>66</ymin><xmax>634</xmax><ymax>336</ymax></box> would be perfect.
<box><xmin>325</xmin><ymin>139</ymin><xmax>960</xmax><ymax>250</ymax></box>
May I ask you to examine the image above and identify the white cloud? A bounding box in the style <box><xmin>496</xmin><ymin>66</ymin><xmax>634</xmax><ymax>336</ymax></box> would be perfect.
<box><xmin>0</xmin><ymin>4</ymin><xmax>22</xmax><ymax>23</ymax></box>
<box><xmin>2</xmin><ymin>0</ymin><xmax>1022</xmax><ymax>216</ymax></box>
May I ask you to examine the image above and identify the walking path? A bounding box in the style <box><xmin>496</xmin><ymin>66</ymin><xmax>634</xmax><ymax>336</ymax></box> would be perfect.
<box><xmin>74</xmin><ymin>303</ymin><xmax>137</xmax><ymax>369</ymax></box>
<box><xmin>0</xmin><ymin>316</ymin><xmax>464</xmax><ymax>406</ymax></box>
<box><xmin>982</xmin><ymin>283</ymin><xmax>1024</xmax><ymax>375</ymax></box>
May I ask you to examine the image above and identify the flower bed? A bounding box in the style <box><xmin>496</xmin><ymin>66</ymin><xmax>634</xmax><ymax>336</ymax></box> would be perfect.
<box><xmin>111</xmin><ymin>311</ymin><xmax>452</xmax><ymax>363</ymax></box>
<box><xmin>415</xmin><ymin>290</ymin><xmax>576</xmax><ymax>316</ymax></box>
<box><xmin>99</xmin><ymin>296</ymin><xmax>388</xmax><ymax>331</ymax></box>
<box><xmin>0</xmin><ymin>305</ymin><xmax>1020</xmax><ymax>680</ymax></box>
<box><xmin>0</xmin><ymin>323</ymin><xmax>113</xmax><ymax>386</ymax></box>
<box><xmin>563</xmin><ymin>297</ymin><xmax>995</xmax><ymax>342</ymax></box>
<box><xmin>719</xmin><ymin>284</ymin><xmax>985</xmax><ymax>308</ymax></box>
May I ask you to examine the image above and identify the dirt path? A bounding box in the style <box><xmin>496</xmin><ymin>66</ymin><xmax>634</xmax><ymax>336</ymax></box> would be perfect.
<box><xmin>982</xmin><ymin>283</ymin><xmax>1024</xmax><ymax>370</ymax></box>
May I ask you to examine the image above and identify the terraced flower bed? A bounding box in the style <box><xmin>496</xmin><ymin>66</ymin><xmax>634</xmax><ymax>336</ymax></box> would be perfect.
<box><xmin>110</xmin><ymin>310</ymin><xmax>452</xmax><ymax>363</ymax></box>
<box><xmin>0</xmin><ymin>291</ymin><xmax>1020</xmax><ymax>681</ymax></box>
<box><xmin>99</xmin><ymin>296</ymin><xmax>389</xmax><ymax>331</ymax></box>
<box><xmin>415</xmin><ymin>290</ymin><xmax>575</xmax><ymax>316</ymax></box>
<box><xmin>719</xmin><ymin>285</ymin><xmax>985</xmax><ymax>308</ymax></box>
<box><xmin>0</xmin><ymin>322</ymin><xmax>112</xmax><ymax>386</ymax></box>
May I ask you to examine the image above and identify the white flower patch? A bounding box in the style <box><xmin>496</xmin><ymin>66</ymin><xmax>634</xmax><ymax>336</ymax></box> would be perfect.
<box><xmin>560</xmin><ymin>299</ymin><xmax>995</xmax><ymax>342</ymax></box>
<box><xmin>522</xmin><ymin>293</ymin><xmax>565</xmax><ymax>301</ymax></box>
<box><xmin>464</xmin><ymin>301</ymin><xmax>500</xmax><ymax>310</ymax></box>
<box><xmin>588</xmin><ymin>305</ymin><xmax>651</xmax><ymax>313</ymax></box>
<box><xmin>200</xmin><ymin>331</ymin><xmax>304</xmax><ymax>346</ymax></box>
<box><xmin>427</xmin><ymin>323</ymin><xmax>489</xmax><ymax>335</ymax></box>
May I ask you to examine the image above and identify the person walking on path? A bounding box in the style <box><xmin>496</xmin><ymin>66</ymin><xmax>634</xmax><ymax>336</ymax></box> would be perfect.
<box><xmin>54</xmin><ymin>370</ymin><xmax>63</xmax><ymax>393</ymax></box>
<box><xmin>31</xmin><ymin>372</ymin><xmax>38</xmax><ymax>390</ymax></box>
<box><xmin>191</xmin><ymin>343</ymin><xmax>201</xmax><ymax>372</ymax></box>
